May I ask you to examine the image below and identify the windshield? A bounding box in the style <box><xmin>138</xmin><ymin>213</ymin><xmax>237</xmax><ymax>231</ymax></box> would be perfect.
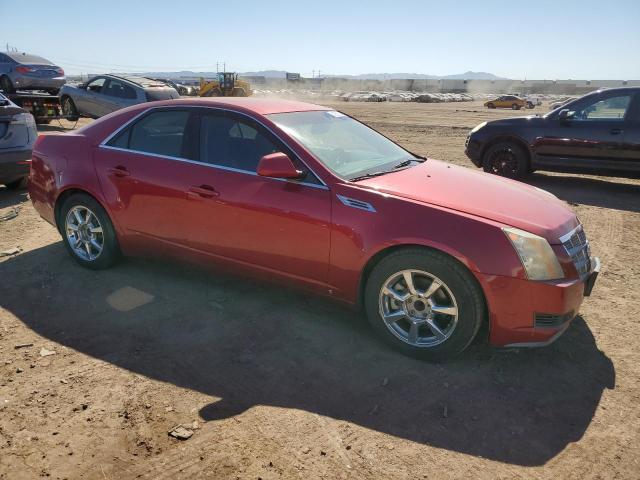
<box><xmin>269</xmin><ymin>110</ymin><xmax>415</xmax><ymax>180</ymax></box>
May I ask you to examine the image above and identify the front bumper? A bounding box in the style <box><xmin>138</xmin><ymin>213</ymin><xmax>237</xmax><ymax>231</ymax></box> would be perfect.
<box><xmin>464</xmin><ymin>135</ymin><xmax>483</xmax><ymax>167</ymax></box>
<box><xmin>0</xmin><ymin>148</ymin><xmax>31</xmax><ymax>184</ymax></box>
<box><xmin>476</xmin><ymin>257</ymin><xmax>600</xmax><ymax>347</ymax></box>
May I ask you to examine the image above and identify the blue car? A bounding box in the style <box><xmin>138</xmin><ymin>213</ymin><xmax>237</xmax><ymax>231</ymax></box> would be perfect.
<box><xmin>0</xmin><ymin>52</ymin><xmax>66</xmax><ymax>95</ymax></box>
<box><xmin>0</xmin><ymin>92</ymin><xmax>37</xmax><ymax>189</ymax></box>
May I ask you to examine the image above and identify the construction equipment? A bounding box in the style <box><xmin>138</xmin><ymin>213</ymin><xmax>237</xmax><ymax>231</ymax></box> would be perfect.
<box><xmin>199</xmin><ymin>72</ymin><xmax>251</xmax><ymax>97</ymax></box>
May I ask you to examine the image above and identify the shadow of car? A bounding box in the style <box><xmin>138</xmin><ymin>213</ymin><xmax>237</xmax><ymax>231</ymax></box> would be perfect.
<box><xmin>0</xmin><ymin>242</ymin><xmax>615</xmax><ymax>466</ymax></box>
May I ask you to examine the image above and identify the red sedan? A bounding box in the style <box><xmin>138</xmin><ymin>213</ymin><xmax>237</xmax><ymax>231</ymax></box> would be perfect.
<box><xmin>29</xmin><ymin>98</ymin><xmax>600</xmax><ymax>360</ymax></box>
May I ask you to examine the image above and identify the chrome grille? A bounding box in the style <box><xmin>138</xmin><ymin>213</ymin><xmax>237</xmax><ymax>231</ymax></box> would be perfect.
<box><xmin>560</xmin><ymin>225</ymin><xmax>591</xmax><ymax>279</ymax></box>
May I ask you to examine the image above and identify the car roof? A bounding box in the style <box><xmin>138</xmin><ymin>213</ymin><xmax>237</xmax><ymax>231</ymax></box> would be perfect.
<box><xmin>104</xmin><ymin>75</ymin><xmax>169</xmax><ymax>88</ymax></box>
<box><xmin>134</xmin><ymin>97</ymin><xmax>332</xmax><ymax>115</ymax></box>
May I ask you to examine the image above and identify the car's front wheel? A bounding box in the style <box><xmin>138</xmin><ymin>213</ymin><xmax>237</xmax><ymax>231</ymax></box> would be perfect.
<box><xmin>482</xmin><ymin>141</ymin><xmax>529</xmax><ymax>178</ymax></box>
<box><xmin>364</xmin><ymin>248</ymin><xmax>485</xmax><ymax>361</ymax></box>
<box><xmin>59</xmin><ymin>193</ymin><xmax>120</xmax><ymax>270</ymax></box>
<box><xmin>512</xmin><ymin>103</ymin><xmax>520</xmax><ymax>110</ymax></box>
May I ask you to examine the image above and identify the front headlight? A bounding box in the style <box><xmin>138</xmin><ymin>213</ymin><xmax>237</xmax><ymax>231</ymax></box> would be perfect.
<box><xmin>503</xmin><ymin>227</ymin><xmax>564</xmax><ymax>280</ymax></box>
<box><xmin>470</xmin><ymin>122</ymin><xmax>486</xmax><ymax>134</ymax></box>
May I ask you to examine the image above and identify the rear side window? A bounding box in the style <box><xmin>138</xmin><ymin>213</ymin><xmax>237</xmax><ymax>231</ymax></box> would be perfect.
<box><xmin>107</xmin><ymin>110</ymin><xmax>190</xmax><ymax>158</ymax></box>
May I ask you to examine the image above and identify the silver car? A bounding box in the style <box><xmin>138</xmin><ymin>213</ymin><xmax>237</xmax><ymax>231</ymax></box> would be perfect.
<box><xmin>0</xmin><ymin>52</ymin><xmax>66</xmax><ymax>95</ymax></box>
<box><xmin>59</xmin><ymin>75</ymin><xmax>180</xmax><ymax>119</ymax></box>
<box><xmin>0</xmin><ymin>92</ymin><xmax>37</xmax><ymax>189</ymax></box>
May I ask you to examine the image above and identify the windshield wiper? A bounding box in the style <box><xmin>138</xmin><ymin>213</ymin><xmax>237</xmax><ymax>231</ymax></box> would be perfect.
<box><xmin>349</xmin><ymin>170</ymin><xmax>395</xmax><ymax>182</ymax></box>
<box><xmin>392</xmin><ymin>158</ymin><xmax>423</xmax><ymax>169</ymax></box>
<box><xmin>349</xmin><ymin>158</ymin><xmax>424</xmax><ymax>182</ymax></box>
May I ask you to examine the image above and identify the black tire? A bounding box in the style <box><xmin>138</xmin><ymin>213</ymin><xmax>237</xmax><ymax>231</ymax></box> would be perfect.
<box><xmin>512</xmin><ymin>103</ymin><xmax>520</xmax><ymax>110</ymax></box>
<box><xmin>5</xmin><ymin>177</ymin><xmax>28</xmax><ymax>190</ymax></box>
<box><xmin>482</xmin><ymin>141</ymin><xmax>529</xmax><ymax>179</ymax></box>
<box><xmin>487</xmin><ymin>103</ymin><xmax>495</xmax><ymax>109</ymax></box>
<box><xmin>0</xmin><ymin>76</ymin><xmax>14</xmax><ymax>94</ymax></box>
<box><xmin>364</xmin><ymin>248</ymin><xmax>485</xmax><ymax>361</ymax></box>
<box><xmin>58</xmin><ymin>193</ymin><xmax>120</xmax><ymax>270</ymax></box>
<box><xmin>61</xmin><ymin>96</ymin><xmax>79</xmax><ymax>121</ymax></box>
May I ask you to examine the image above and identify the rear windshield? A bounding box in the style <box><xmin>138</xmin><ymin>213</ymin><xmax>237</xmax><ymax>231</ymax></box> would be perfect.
<box><xmin>6</xmin><ymin>53</ymin><xmax>54</xmax><ymax>65</ymax></box>
<box><xmin>145</xmin><ymin>88</ymin><xmax>180</xmax><ymax>101</ymax></box>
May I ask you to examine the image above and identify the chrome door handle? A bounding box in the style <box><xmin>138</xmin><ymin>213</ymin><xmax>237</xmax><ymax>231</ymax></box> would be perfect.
<box><xmin>108</xmin><ymin>165</ymin><xmax>130</xmax><ymax>177</ymax></box>
<box><xmin>187</xmin><ymin>185</ymin><xmax>219</xmax><ymax>199</ymax></box>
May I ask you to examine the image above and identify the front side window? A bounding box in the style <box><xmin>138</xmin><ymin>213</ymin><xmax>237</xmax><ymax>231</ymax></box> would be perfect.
<box><xmin>103</xmin><ymin>79</ymin><xmax>137</xmax><ymax>99</ymax></box>
<box><xmin>86</xmin><ymin>77</ymin><xmax>105</xmax><ymax>93</ymax></box>
<box><xmin>269</xmin><ymin>110</ymin><xmax>414</xmax><ymax>180</ymax></box>
<box><xmin>199</xmin><ymin>113</ymin><xmax>279</xmax><ymax>171</ymax></box>
<box><xmin>573</xmin><ymin>94</ymin><xmax>632</xmax><ymax>121</ymax></box>
<box><xmin>107</xmin><ymin>110</ymin><xmax>190</xmax><ymax>158</ymax></box>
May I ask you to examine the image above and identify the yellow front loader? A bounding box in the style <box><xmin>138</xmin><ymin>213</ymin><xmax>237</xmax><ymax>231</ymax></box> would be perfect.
<box><xmin>199</xmin><ymin>72</ymin><xmax>252</xmax><ymax>97</ymax></box>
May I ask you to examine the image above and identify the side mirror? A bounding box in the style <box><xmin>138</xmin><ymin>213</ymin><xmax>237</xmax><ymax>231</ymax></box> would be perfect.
<box><xmin>257</xmin><ymin>152</ymin><xmax>303</xmax><ymax>179</ymax></box>
<box><xmin>558</xmin><ymin>109</ymin><xmax>575</xmax><ymax>121</ymax></box>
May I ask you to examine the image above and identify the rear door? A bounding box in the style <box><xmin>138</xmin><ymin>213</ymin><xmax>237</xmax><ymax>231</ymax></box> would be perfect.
<box><xmin>534</xmin><ymin>90</ymin><xmax>638</xmax><ymax>172</ymax></box>
<box><xmin>95</xmin><ymin>108</ymin><xmax>204</xmax><ymax>249</ymax></box>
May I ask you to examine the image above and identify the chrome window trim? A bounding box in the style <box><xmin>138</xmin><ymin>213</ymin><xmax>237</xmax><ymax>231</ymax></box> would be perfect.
<box><xmin>98</xmin><ymin>105</ymin><xmax>329</xmax><ymax>190</ymax></box>
<box><xmin>99</xmin><ymin>144</ymin><xmax>329</xmax><ymax>190</ymax></box>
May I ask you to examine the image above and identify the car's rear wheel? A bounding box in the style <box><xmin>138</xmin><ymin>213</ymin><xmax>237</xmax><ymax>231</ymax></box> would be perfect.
<box><xmin>487</xmin><ymin>103</ymin><xmax>495</xmax><ymax>109</ymax></box>
<box><xmin>364</xmin><ymin>248</ymin><xmax>485</xmax><ymax>361</ymax></box>
<box><xmin>59</xmin><ymin>193</ymin><xmax>119</xmax><ymax>270</ymax></box>
<box><xmin>0</xmin><ymin>76</ymin><xmax>14</xmax><ymax>94</ymax></box>
<box><xmin>482</xmin><ymin>141</ymin><xmax>529</xmax><ymax>178</ymax></box>
<box><xmin>512</xmin><ymin>103</ymin><xmax>520</xmax><ymax>110</ymax></box>
<box><xmin>61</xmin><ymin>96</ymin><xmax>79</xmax><ymax>121</ymax></box>
<box><xmin>5</xmin><ymin>177</ymin><xmax>28</xmax><ymax>190</ymax></box>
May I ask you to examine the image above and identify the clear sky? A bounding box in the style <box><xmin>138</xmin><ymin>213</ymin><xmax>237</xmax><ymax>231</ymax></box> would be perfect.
<box><xmin>1</xmin><ymin>0</ymin><xmax>639</xmax><ymax>79</ymax></box>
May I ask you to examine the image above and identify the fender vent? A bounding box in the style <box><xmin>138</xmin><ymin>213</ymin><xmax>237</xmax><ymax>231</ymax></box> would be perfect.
<box><xmin>336</xmin><ymin>195</ymin><xmax>376</xmax><ymax>212</ymax></box>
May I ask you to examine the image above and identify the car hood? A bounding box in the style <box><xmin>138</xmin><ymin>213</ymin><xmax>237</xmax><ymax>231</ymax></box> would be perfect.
<box><xmin>357</xmin><ymin>160</ymin><xmax>578</xmax><ymax>243</ymax></box>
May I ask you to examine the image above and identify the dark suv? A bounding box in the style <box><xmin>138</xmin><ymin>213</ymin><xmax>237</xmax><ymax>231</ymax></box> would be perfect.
<box><xmin>466</xmin><ymin>87</ymin><xmax>640</xmax><ymax>178</ymax></box>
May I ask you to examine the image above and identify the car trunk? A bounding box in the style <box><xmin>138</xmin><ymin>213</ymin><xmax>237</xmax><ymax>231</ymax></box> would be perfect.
<box><xmin>0</xmin><ymin>106</ymin><xmax>30</xmax><ymax>149</ymax></box>
<box><xmin>21</xmin><ymin>64</ymin><xmax>62</xmax><ymax>78</ymax></box>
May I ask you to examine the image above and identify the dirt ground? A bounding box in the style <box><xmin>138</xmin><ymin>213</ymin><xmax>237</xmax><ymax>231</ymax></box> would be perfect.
<box><xmin>1</xmin><ymin>100</ymin><xmax>639</xmax><ymax>479</ymax></box>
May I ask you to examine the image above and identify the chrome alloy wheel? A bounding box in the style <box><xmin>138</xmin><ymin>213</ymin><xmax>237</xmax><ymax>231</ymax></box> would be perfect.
<box><xmin>379</xmin><ymin>269</ymin><xmax>459</xmax><ymax>347</ymax></box>
<box><xmin>65</xmin><ymin>206</ymin><xmax>104</xmax><ymax>261</ymax></box>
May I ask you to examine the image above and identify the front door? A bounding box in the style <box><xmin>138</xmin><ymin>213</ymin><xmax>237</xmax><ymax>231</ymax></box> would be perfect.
<box><xmin>183</xmin><ymin>109</ymin><xmax>332</xmax><ymax>284</ymax></box>
<box><xmin>534</xmin><ymin>90</ymin><xmax>638</xmax><ymax>172</ymax></box>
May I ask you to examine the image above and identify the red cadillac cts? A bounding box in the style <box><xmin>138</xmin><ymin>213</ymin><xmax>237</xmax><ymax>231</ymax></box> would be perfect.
<box><xmin>29</xmin><ymin>98</ymin><xmax>600</xmax><ymax>360</ymax></box>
